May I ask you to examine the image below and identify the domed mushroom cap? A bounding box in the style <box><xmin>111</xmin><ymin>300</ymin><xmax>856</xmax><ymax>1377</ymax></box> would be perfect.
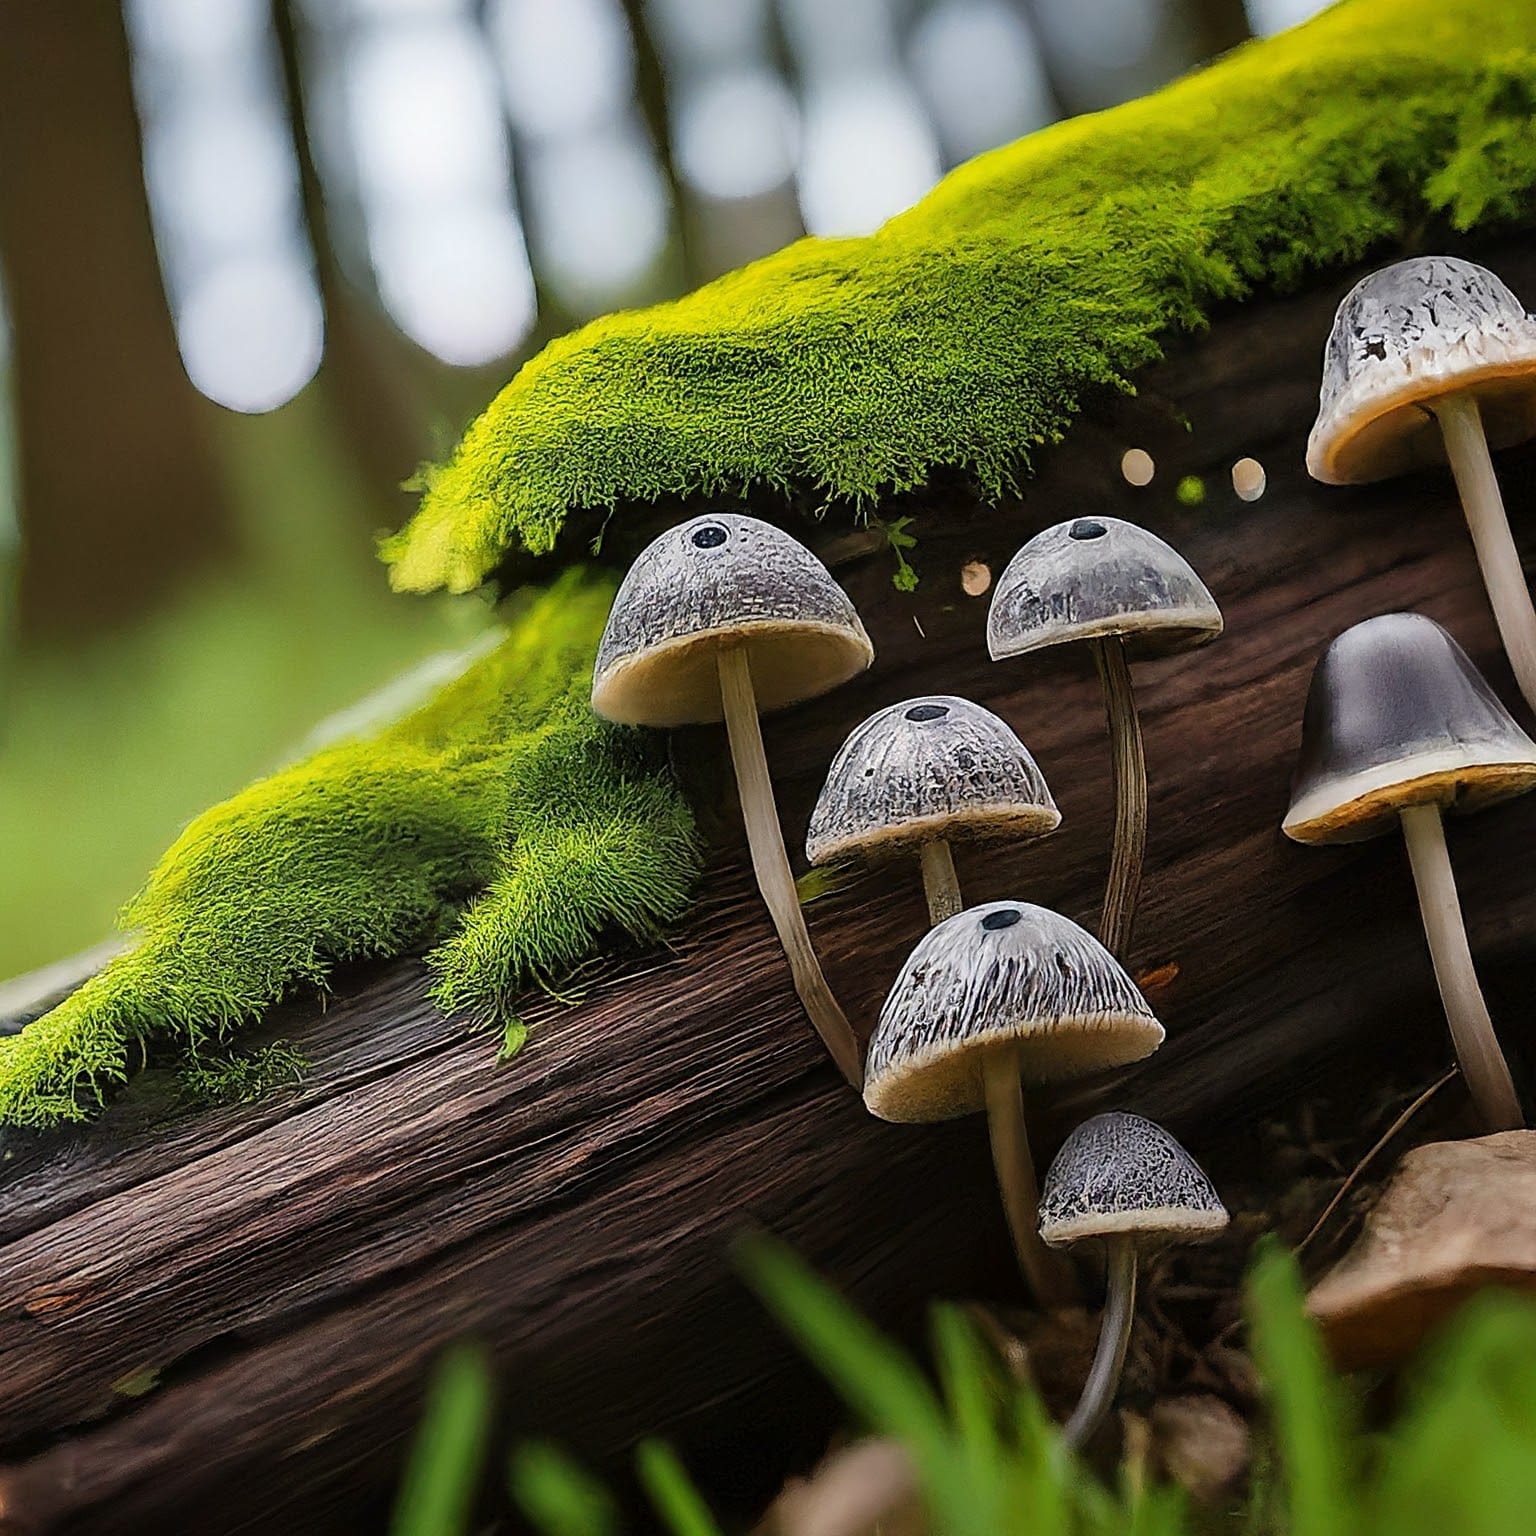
<box><xmin>864</xmin><ymin>901</ymin><xmax>1163</xmax><ymax>1123</ymax></box>
<box><xmin>1283</xmin><ymin>612</ymin><xmax>1536</xmax><ymax>845</ymax></box>
<box><xmin>592</xmin><ymin>513</ymin><xmax>873</xmax><ymax>727</ymax></box>
<box><xmin>805</xmin><ymin>696</ymin><xmax>1060</xmax><ymax>866</ymax></box>
<box><xmin>1308</xmin><ymin>256</ymin><xmax>1536</xmax><ymax>484</ymax></box>
<box><xmin>987</xmin><ymin>517</ymin><xmax>1222</xmax><ymax>662</ymax></box>
<box><xmin>1038</xmin><ymin>1111</ymin><xmax>1228</xmax><ymax>1249</ymax></box>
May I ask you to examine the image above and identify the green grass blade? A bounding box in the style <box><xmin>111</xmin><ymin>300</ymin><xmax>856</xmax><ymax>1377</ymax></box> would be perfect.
<box><xmin>389</xmin><ymin>1344</ymin><xmax>495</xmax><ymax>1536</ymax></box>
<box><xmin>508</xmin><ymin>1440</ymin><xmax>619</xmax><ymax>1536</ymax></box>
<box><xmin>634</xmin><ymin>1440</ymin><xmax>723</xmax><ymax>1536</ymax></box>
<box><xmin>1246</xmin><ymin>1240</ymin><xmax>1353</xmax><ymax>1536</ymax></box>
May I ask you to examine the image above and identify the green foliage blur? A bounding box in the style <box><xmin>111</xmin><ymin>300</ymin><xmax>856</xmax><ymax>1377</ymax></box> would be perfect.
<box><xmin>389</xmin><ymin>1239</ymin><xmax>1536</xmax><ymax>1536</ymax></box>
<box><xmin>0</xmin><ymin>398</ymin><xmax>485</xmax><ymax>978</ymax></box>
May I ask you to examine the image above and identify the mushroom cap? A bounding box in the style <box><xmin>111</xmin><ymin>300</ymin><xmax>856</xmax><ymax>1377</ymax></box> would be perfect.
<box><xmin>1038</xmin><ymin>1111</ymin><xmax>1228</xmax><ymax>1250</ymax></box>
<box><xmin>592</xmin><ymin>513</ymin><xmax>873</xmax><ymax>727</ymax></box>
<box><xmin>804</xmin><ymin>696</ymin><xmax>1060</xmax><ymax>866</ymax></box>
<box><xmin>1308</xmin><ymin>256</ymin><xmax>1536</xmax><ymax>484</ymax></box>
<box><xmin>1282</xmin><ymin>612</ymin><xmax>1536</xmax><ymax>845</ymax></box>
<box><xmin>987</xmin><ymin>517</ymin><xmax>1222</xmax><ymax>662</ymax></box>
<box><xmin>863</xmin><ymin>901</ymin><xmax>1164</xmax><ymax>1123</ymax></box>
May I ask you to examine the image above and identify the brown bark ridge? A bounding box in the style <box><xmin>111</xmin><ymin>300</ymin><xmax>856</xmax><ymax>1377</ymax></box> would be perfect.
<box><xmin>3</xmin><ymin>239</ymin><xmax>1536</xmax><ymax>1531</ymax></box>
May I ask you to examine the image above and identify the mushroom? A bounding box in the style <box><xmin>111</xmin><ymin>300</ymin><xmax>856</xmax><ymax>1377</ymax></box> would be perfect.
<box><xmin>1308</xmin><ymin>256</ymin><xmax>1536</xmax><ymax>714</ymax></box>
<box><xmin>1283</xmin><ymin>612</ymin><xmax>1536</xmax><ymax>1132</ymax></box>
<box><xmin>592</xmin><ymin>512</ymin><xmax>872</xmax><ymax>1085</ymax></box>
<box><xmin>987</xmin><ymin>517</ymin><xmax>1222</xmax><ymax>959</ymax></box>
<box><xmin>805</xmin><ymin>695</ymin><xmax>1060</xmax><ymax>925</ymax></box>
<box><xmin>1039</xmin><ymin>1111</ymin><xmax>1228</xmax><ymax>1448</ymax></box>
<box><xmin>866</xmin><ymin>901</ymin><xmax>1165</xmax><ymax>1306</ymax></box>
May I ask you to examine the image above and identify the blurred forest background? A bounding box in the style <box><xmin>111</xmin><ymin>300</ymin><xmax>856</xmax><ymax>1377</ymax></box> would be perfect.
<box><xmin>0</xmin><ymin>0</ymin><xmax>1325</xmax><ymax>979</ymax></box>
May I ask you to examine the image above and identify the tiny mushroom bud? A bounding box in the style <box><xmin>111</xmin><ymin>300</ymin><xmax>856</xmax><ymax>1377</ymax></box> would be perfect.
<box><xmin>593</xmin><ymin>512</ymin><xmax>873</xmax><ymax>1085</ymax></box>
<box><xmin>1040</xmin><ymin>1111</ymin><xmax>1228</xmax><ymax>1448</ymax></box>
<box><xmin>867</xmin><ymin>902</ymin><xmax>1164</xmax><ymax>1307</ymax></box>
<box><xmin>1284</xmin><ymin>612</ymin><xmax>1536</xmax><ymax>1132</ymax></box>
<box><xmin>1309</xmin><ymin>256</ymin><xmax>1536</xmax><ymax>712</ymax></box>
<box><xmin>805</xmin><ymin>695</ymin><xmax>1060</xmax><ymax>925</ymax></box>
<box><xmin>987</xmin><ymin>516</ymin><xmax>1222</xmax><ymax>960</ymax></box>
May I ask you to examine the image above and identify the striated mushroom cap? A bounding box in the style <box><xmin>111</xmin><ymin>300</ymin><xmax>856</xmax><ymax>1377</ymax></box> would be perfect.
<box><xmin>1038</xmin><ymin>1111</ymin><xmax>1228</xmax><ymax>1250</ymax></box>
<box><xmin>864</xmin><ymin>901</ymin><xmax>1163</xmax><ymax>1123</ymax></box>
<box><xmin>592</xmin><ymin>513</ymin><xmax>873</xmax><ymax>727</ymax></box>
<box><xmin>1283</xmin><ymin>612</ymin><xmax>1536</xmax><ymax>845</ymax></box>
<box><xmin>805</xmin><ymin>696</ymin><xmax>1059</xmax><ymax>866</ymax></box>
<box><xmin>987</xmin><ymin>517</ymin><xmax>1222</xmax><ymax>662</ymax></box>
<box><xmin>1308</xmin><ymin>256</ymin><xmax>1536</xmax><ymax>484</ymax></box>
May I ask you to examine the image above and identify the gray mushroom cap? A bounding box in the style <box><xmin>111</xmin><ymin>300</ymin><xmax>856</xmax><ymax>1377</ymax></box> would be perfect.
<box><xmin>1038</xmin><ymin>1111</ymin><xmax>1228</xmax><ymax>1249</ymax></box>
<box><xmin>864</xmin><ymin>901</ymin><xmax>1164</xmax><ymax>1123</ymax></box>
<box><xmin>805</xmin><ymin>696</ymin><xmax>1060</xmax><ymax>866</ymax></box>
<box><xmin>591</xmin><ymin>512</ymin><xmax>873</xmax><ymax>727</ymax></box>
<box><xmin>1283</xmin><ymin>612</ymin><xmax>1536</xmax><ymax>846</ymax></box>
<box><xmin>1308</xmin><ymin>256</ymin><xmax>1536</xmax><ymax>484</ymax></box>
<box><xmin>987</xmin><ymin>517</ymin><xmax>1222</xmax><ymax>662</ymax></box>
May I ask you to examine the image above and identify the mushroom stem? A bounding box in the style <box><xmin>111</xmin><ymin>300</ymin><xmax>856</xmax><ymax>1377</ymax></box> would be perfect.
<box><xmin>1434</xmin><ymin>390</ymin><xmax>1536</xmax><ymax>716</ymax></box>
<box><xmin>919</xmin><ymin>840</ymin><xmax>963</xmax><ymax>924</ymax></box>
<box><xmin>1399</xmin><ymin>803</ymin><xmax>1523</xmax><ymax>1132</ymax></box>
<box><xmin>717</xmin><ymin>645</ymin><xmax>862</xmax><ymax>1088</ymax></box>
<box><xmin>1090</xmin><ymin>635</ymin><xmax>1147</xmax><ymax>961</ymax></box>
<box><xmin>1062</xmin><ymin>1234</ymin><xmax>1137</xmax><ymax>1450</ymax></box>
<box><xmin>982</xmin><ymin>1050</ymin><xmax>1079</xmax><ymax>1307</ymax></box>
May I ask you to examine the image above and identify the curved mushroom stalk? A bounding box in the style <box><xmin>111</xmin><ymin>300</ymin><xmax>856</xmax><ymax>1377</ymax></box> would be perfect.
<box><xmin>982</xmin><ymin>1053</ymin><xmax>1078</xmax><ymax>1307</ymax></box>
<box><xmin>918</xmin><ymin>840</ymin><xmax>963</xmax><ymax>925</ymax></box>
<box><xmin>1399</xmin><ymin>803</ymin><xmax>1522</xmax><ymax>1132</ymax></box>
<box><xmin>1062</xmin><ymin>1235</ymin><xmax>1136</xmax><ymax>1450</ymax></box>
<box><xmin>718</xmin><ymin>646</ymin><xmax>861</xmax><ymax>1087</ymax></box>
<box><xmin>1432</xmin><ymin>392</ymin><xmax>1536</xmax><ymax>716</ymax></box>
<box><xmin>1090</xmin><ymin>636</ymin><xmax>1147</xmax><ymax>960</ymax></box>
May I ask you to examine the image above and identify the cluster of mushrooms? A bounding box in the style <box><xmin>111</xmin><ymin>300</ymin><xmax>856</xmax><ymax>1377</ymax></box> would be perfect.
<box><xmin>586</xmin><ymin>252</ymin><xmax>1536</xmax><ymax>1448</ymax></box>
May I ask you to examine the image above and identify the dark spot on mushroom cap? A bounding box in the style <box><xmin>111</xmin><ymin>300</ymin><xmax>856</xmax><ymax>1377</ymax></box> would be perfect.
<box><xmin>981</xmin><ymin>908</ymin><xmax>1022</xmax><ymax>931</ymax></box>
<box><xmin>905</xmin><ymin>702</ymin><xmax>950</xmax><ymax>722</ymax></box>
<box><xmin>691</xmin><ymin>524</ymin><xmax>728</xmax><ymax>549</ymax></box>
<box><xmin>1069</xmin><ymin>519</ymin><xmax>1107</xmax><ymax>540</ymax></box>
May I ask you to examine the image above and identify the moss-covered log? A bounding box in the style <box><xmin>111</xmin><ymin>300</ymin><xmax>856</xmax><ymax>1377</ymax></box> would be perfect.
<box><xmin>3</xmin><ymin>240</ymin><xmax>1536</xmax><ymax>1532</ymax></box>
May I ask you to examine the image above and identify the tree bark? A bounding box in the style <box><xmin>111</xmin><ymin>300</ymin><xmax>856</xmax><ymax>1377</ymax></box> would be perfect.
<box><xmin>3</xmin><ymin>239</ymin><xmax>1536</xmax><ymax>1533</ymax></box>
<box><xmin>0</xmin><ymin>1</ymin><xmax>230</xmax><ymax>642</ymax></box>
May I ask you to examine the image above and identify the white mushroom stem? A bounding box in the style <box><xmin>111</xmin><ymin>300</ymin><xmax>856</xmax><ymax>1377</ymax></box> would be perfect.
<box><xmin>1062</xmin><ymin>1234</ymin><xmax>1136</xmax><ymax>1450</ymax></box>
<box><xmin>1400</xmin><ymin>803</ymin><xmax>1523</xmax><ymax>1132</ymax></box>
<box><xmin>1434</xmin><ymin>391</ymin><xmax>1536</xmax><ymax>716</ymax></box>
<box><xmin>1090</xmin><ymin>636</ymin><xmax>1147</xmax><ymax>962</ymax></box>
<box><xmin>717</xmin><ymin>645</ymin><xmax>862</xmax><ymax>1088</ymax></box>
<box><xmin>918</xmin><ymin>840</ymin><xmax>963</xmax><ymax>924</ymax></box>
<box><xmin>983</xmin><ymin>1051</ymin><xmax>1079</xmax><ymax>1308</ymax></box>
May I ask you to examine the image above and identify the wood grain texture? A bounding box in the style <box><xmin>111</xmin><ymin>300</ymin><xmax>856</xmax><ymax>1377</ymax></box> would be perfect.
<box><xmin>4</xmin><ymin>238</ymin><xmax>1536</xmax><ymax>1532</ymax></box>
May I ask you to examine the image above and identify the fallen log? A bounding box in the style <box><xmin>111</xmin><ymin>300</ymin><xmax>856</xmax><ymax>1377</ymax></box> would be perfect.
<box><xmin>3</xmin><ymin>239</ymin><xmax>1536</xmax><ymax>1533</ymax></box>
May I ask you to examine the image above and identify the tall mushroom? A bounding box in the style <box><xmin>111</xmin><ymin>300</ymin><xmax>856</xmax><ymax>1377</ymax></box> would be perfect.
<box><xmin>987</xmin><ymin>517</ymin><xmax>1222</xmax><ymax>960</ymax></box>
<box><xmin>1039</xmin><ymin>1111</ymin><xmax>1228</xmax><ymax>1448</ymax></box>
<box><xmin>805</xmin><ymin>695</ymin><xmax>1060</xmax><ymax>925</ymax></box>
<box><xmin>866</xmin><ymin>901</ymin><xmax>1164</xmax><ymax>1306</ymax></box>
<box><xmin>592</xmin><ymin>512</ymin><xmax>872</xmax><ymax>1085</ymax></box>
<box><xmin>1283</xmin><ymin>612</ymin><xmax>1536</xmax><ymax>1132</ymax></box>
<box><xmin>1308</xmin><ymin>256</ymin><xmax>1536</xmax><ymax>714</ymax></box>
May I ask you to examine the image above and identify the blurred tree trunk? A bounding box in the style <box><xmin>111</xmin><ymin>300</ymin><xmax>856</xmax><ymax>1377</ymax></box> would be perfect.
<box><xmin>0</xmin><ymin>0</ymin><xmax>230</xmax><ymax>643</ymax></box>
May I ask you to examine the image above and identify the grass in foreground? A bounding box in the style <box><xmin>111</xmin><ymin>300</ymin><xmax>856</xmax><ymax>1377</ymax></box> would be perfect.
<box><xmin>391</xmin><ymin>1238</ymin><xmax>1536</xmax><ymax>1535</ymax></box>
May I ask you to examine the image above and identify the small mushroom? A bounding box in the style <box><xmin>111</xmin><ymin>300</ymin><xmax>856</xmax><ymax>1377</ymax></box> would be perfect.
<box><xmin>805</xmin><ymin>695</ymin><xmax>1060</xmax><ymax>924</ymax></box>
<box><xmin>987</xmin><ymin>517</ymin><xmax>1222</xmax><ymax>959</ymax></box>
<box><xmin>593</xmin><ymin>512</ymin><xmax>873</xmax><ymax>1085</ymax></box>
<box><xmin>1308</xmin><ymin>256</ymin><xmax>1536</xmax><ymax>713</ymax></box>
<box><xmin>1283</xmin><ymin>612</ymin><xmax>1536</xmax><ymax>1132</ymax></box>
<box><xmin>867</xmin><ymin>901</ymin><xmax>1165</xmax><ymax>1306</ymax></box>
<box><xmin>1039</xmin><ymin>1111</ymin><xmax>1228</xmax><ymax>1448</ymax></box>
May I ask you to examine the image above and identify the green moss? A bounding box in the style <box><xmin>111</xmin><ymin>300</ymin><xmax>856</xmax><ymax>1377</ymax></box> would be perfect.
<box><xmin>385</xmin><ymin>0</ymin><xmax>1536</xmax><ymax>596</ymax></box>
<box><xmin>0</xmin><ymin>572</ymin><xmax>699</xmax><ymax>1128</ymax></box>
<box><xmin>178</xmin><ymin>1041</ymin><xmax>311</xmax><ymax>1108</ymax></box>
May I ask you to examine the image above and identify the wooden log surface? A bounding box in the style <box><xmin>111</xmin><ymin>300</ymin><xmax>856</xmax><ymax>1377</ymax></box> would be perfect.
<box><xmin>4</xmin><ymin>237</ymin><xmax>1536</xmax><ymax>1533</ymax></box>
